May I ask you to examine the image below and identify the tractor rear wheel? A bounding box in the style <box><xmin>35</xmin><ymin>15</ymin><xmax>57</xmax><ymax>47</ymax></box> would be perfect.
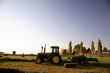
<box><xmin>51</xmin><ymin>55</ymin><xmax>61</xmax><ymax>64</ymax></box>
<box><xmin>36</xmin><ymin>58</ymin><xmax>42</xmax><ymax>64</ymax></box>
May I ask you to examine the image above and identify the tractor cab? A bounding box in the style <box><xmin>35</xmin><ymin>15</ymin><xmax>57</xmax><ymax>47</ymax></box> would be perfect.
<box><xmin>51</xmin><ymin>46</ymin><xmax>59</xmax><ymax>54</ymax></box>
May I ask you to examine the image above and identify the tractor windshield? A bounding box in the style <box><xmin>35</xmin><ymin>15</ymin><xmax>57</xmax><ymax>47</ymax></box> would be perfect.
<box><xmin>54</xmin><ymin>48</ymin><xmax>59</xmax><ymax>53</ymax></box>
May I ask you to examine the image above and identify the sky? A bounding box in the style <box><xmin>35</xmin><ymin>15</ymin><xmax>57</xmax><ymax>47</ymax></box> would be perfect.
<box><xmin>0</xmin><ymin>0</ymin><xmax>110</xmax><ymax>54</ymax></box>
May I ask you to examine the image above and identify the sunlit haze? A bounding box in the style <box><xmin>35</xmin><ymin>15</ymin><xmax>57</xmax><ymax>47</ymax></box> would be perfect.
<box><xmin>0</xmin><ymin>0</ymin><xmax>110</xmax><ymax>54</ymax></box>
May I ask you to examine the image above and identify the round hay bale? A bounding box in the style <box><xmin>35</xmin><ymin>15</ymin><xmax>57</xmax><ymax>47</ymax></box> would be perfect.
<box><xmin>64</xmin><ymin>63</ymin><xmax>76</xmax><ymax>68</ymax></box>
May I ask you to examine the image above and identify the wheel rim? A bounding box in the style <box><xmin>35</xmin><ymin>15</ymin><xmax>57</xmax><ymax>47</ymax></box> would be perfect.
<box><xmin>52</xmin><ymin>56</ymin><xmax>60</xmax><ymax>64</ymax></box>
<box><xmin>37</xmin><ymin>59</ymin><xmax>41</xmax><ymax>63</ymax></box>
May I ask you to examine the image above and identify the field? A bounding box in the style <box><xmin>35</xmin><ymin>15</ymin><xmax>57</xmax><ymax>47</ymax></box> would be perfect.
<box><xmin>0</xmin><ymin>55</ymin><xmax>110</xmax><ymax>73</ymax></box>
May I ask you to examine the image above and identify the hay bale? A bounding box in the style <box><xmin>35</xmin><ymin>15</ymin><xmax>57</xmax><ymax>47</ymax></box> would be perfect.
<box><xmin>64</xmin><ymin>63</ymin><xmax>76</xmax><ymax>68</ymax></box>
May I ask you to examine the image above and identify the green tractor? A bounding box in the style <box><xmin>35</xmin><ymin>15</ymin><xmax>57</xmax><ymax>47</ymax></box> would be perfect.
<box><xmin>35</xmin><ymin>45</ymin><xmax>62</xmax><ymax>64</ymax></box>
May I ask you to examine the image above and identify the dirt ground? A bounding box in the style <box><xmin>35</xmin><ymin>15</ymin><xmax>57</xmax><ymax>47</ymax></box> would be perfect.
<box><xmin>0</xmin><ymin>62</ymin><xmax>110</xmax><ymax>73</ymax></box>
<box><xmin>16</xmin><ymin>66</ymin><xmax>110</xmax><ymax>73</ymax></box>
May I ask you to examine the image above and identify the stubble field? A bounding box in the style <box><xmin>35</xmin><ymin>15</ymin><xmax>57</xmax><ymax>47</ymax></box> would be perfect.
<box><xmin>0</xmin><ymin>55</ymin><xmax>110</xmax><ymax>73</ymax></box>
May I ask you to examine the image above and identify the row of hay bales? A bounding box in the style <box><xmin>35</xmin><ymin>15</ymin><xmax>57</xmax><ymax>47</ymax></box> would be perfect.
<box><xmin>0</xmin><ymin>68</ymin><xmax>39</xmax><ymax>73</ymax></box>
<box><xmin>64</xmin><ymin>63</ymin><xmax>76</xmax><ymax>68</ymax></box>
<box><xmin>0</xmin><ymin>68</ymin><xmax>24</xmax><ymax>73</ymax></box>
<box><xmin>0</xmin><ymin>58</ymin><xmax>35</xmax><ymax>62</ymax></box>
<box><xmin>64</xmin><ymin>62</ymin><xmax>110</xmax><ymax>68</ymax></box>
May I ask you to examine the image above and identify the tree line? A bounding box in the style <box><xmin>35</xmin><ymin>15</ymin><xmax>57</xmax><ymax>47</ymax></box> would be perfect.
<box><xmin>61</xmin><ymin>39</ymin><xmax>110</xmax><ymax>56</ymax></box>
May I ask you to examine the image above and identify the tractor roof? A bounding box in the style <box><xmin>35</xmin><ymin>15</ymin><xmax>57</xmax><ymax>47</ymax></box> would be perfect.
<box><xmin>51</xmin><ymin>46</ymin><xmax>59</xmax><ymax>49</ymax></box>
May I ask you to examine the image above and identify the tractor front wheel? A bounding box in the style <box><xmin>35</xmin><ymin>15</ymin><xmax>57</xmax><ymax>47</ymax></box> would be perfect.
<box><xmin>36</xmin><ymin>58</ymin><xmax>42</xmax><ymax>64</ymax></box>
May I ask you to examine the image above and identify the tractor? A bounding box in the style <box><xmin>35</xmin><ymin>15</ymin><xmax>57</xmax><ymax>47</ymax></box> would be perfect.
<box><xmin>35</xmin><ymin>45</ymin><xmax>62</xmax><ymax>64</ymax></box>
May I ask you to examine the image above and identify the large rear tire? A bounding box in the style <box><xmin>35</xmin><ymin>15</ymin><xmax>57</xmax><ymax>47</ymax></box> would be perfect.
<box><xmin>51</xmin><ymin>55</ymin><xmax>62</xmax><ymax>64</ymax></box>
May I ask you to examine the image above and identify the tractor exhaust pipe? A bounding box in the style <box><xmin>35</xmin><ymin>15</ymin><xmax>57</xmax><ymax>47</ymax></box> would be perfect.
<box><xmin>41</xmin><ymin>46</ymin><xmax>43</xmax><ymax>53</ymax></box>
<box><xmin>44</xmin><ymin>44</ymin><xmax>46</xmax><ymax>53</ymax></box>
